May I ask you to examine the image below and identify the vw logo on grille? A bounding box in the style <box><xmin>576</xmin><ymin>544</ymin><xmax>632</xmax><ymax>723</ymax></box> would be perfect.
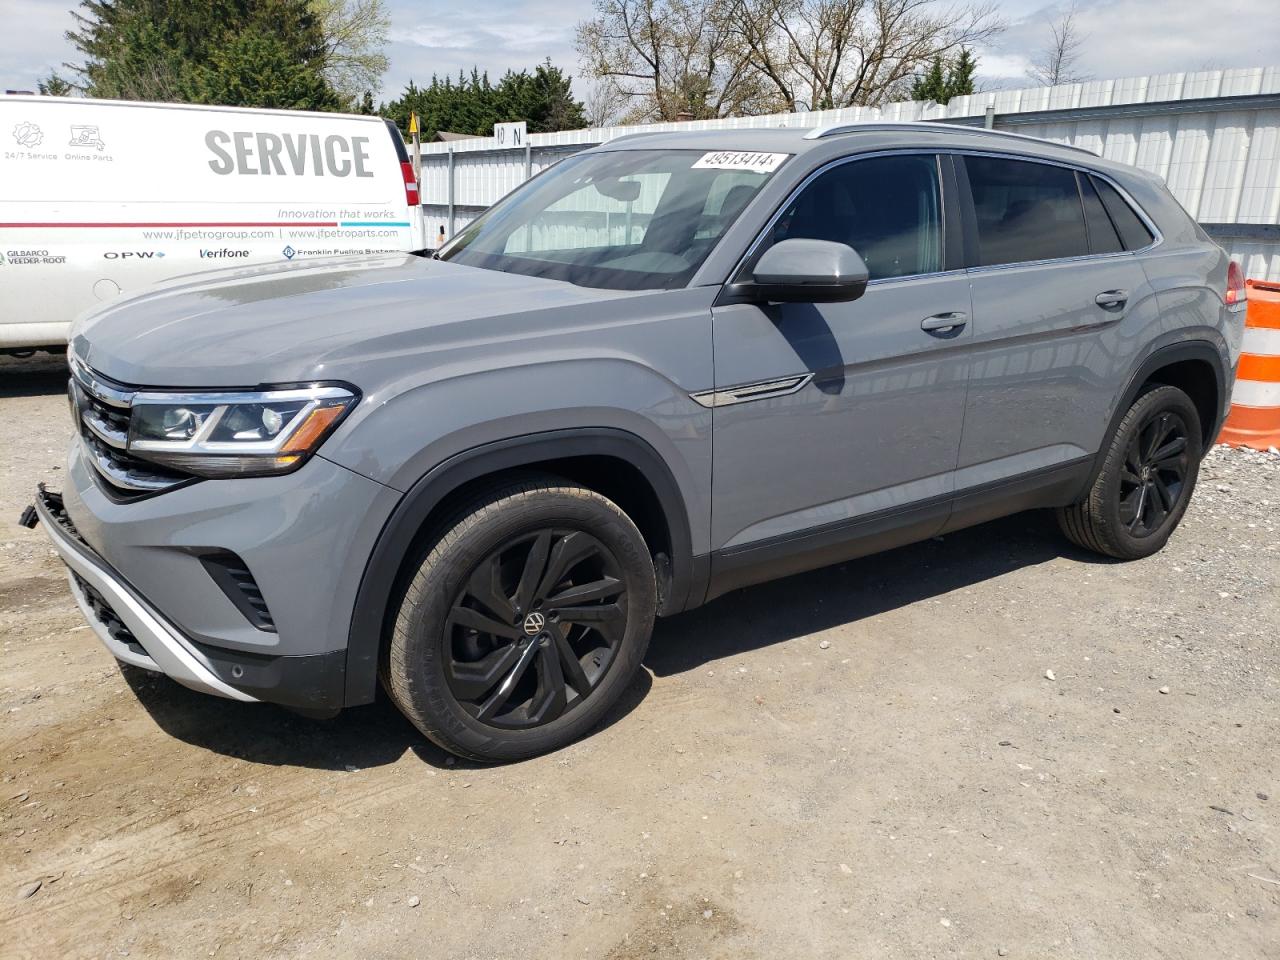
<box><xmin>522</xmin><ymin>612</ymin><xmax>546</xmax><ymax>636</ymax></box>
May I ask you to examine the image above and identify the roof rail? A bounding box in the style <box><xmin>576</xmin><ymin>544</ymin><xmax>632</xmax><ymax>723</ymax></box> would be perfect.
<box><xmin>802</xmin><ymin>120</ymin><xmax>1098</xmax><ymax>157</ymax></box>
<box><xmin>603</xmin><ymin>130</ymin><xmax>675</xmax><ymax>145</ymax></box>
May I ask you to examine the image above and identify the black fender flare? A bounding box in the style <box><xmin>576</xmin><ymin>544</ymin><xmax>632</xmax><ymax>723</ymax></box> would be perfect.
<box><xmin>1075</xmin><ymin>338</ymin><xmax>1230</xmax><ymax>501</ymax></box>
<box><xmin>343</xmin><ymin>427</ymin><xmax>696</xmax><ymax>706</ymax></box>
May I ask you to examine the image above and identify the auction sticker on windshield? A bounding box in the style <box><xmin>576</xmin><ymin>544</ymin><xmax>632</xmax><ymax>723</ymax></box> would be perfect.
<box><xmin>692</xmin><ymin>151</ymin><xmax>788</xmax><ymax>173</ymax></box>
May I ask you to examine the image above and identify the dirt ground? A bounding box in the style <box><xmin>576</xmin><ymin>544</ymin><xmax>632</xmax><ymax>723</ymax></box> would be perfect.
<box><xmin>1</xmin><ymin>352</ymin><xmax>1277</xmax><ymax>960</ymax></box>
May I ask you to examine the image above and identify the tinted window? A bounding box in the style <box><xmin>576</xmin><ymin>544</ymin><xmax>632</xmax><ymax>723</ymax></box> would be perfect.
<box><xmin>770</xmin><ymin>154</ymin><xmax>942</xmax><ymax>281</ymax></box>
<box><xmin>1079</xmin><ymin>174</ymin><xmax>1124</xmax><ymax>254</ymax></box>
<box><xmin>440</xmin><ymin>149</ymin><xmax>784</xmax><ymax>290</ymax></box>
<box><xmin>965</xmin><ymin>156</ymin><xmax>1089</xmax><ymax>266</ymax></box>
<box><xmin>1091</xmin><ymin>175</ymin><xmax>1154</xmax><ymax>250</ymax></box>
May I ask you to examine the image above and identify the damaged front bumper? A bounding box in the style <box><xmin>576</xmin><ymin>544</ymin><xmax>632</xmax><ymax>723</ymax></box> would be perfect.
<box><xmin>28</xmin><ymin>485</ymin><xmax>259</xmax><ymax>702</ymax></box>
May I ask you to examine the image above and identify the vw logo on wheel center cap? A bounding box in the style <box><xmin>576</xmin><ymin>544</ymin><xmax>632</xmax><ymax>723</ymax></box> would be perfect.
<box><xmin>522</xmin><ymin>612</ymin><xmax>546</xmax><ymax>636</ymax></box>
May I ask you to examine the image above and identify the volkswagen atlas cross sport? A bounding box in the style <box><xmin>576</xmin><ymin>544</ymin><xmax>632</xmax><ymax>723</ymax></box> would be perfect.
<box><xmin>28</xmin><ymin>123</ymin><xmax>1245</xmax><ymax>762</ymax></box>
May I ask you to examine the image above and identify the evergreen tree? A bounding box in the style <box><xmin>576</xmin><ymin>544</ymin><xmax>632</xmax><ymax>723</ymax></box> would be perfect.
<box><xmin>947</xmin><ymin>48</ymin><xmax>978</xmax><ymax>99</ymax></box>
<box><xmin>38</xmin><ymin>72</ymin><xmax>75</xmax><ymax>96</ymax></box>
<box><xmin>910</xmin><ymin>48</ymin><xmax>979</xmax><ymax>105</ymax></box>
<box><xmin>63</xmin><ymin>0</ymin><xmax>339</xmax><ymax>109</ymax></box>
<box><xmin>910</xmin><ymin>58</ymin><xmax>948</xmax><ymax>103</ymax></box>
<box><xmin>191</xmin><ymin>33</ymin><xmax>339</xmax><ymax>110</ymax></box>
<box><xmin>382</xmin><ymin>60</ymin><xmax>587</xmax><ymax>139</ymax></box>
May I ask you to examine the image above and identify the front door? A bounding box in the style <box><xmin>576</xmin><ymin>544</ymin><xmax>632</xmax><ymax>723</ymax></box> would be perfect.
<box><xmin>708</xmin><ymin>153</ymin><xmax>973</xmax><ymax>585</ymax></box>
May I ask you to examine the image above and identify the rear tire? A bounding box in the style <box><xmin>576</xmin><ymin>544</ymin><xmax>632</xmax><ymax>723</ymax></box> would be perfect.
<box><xmin>1057</xmin><ymin>384</ymin><xmax>1202</xmax><ymax>560</ymax></box>
<box><xmin>382</xmin><ymin>476</ymin><xmax>656</xmax><ymax>762</ymax></box>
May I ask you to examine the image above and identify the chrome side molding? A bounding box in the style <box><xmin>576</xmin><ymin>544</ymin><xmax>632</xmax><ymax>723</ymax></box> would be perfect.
<box><xmin>691</xmin><ymin>374</ymin><xmax>813</xmax><ymax>408</ymax></box>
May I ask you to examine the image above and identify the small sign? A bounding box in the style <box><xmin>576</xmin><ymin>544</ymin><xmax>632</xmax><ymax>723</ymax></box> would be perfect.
<box><xmin>692</xmin><ymin>151</ymin><xmax>789</xmax><ymax>173</ymax></box>
<box><xmin>408</xmin><ymin>113</ymin><xmax>419</xmax><ymax>135</ymax></box>
<box><xmin>494</xmin><ymin>120</ymin><xmax>527</xmax><ymax>147</ymax></box>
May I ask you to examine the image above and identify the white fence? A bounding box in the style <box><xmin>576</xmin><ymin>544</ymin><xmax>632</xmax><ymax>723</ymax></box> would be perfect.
<box><xmin>417</xmin><ymin>67</ymin><xmax>1280</xmax><ymax>280</ymax></box>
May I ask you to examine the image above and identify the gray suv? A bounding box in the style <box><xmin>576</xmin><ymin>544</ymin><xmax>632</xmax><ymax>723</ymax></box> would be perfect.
<box><xmin>29</xmin><ymin>124</ymin><xmax>1246</xmax><ymax>761</ymax></box>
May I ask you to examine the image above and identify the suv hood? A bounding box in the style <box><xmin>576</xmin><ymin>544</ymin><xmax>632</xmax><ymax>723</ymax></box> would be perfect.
<box><xmin>72</xmin><ymin>253</ymin><xmax>630</xmax><ymax>387</ymax></box>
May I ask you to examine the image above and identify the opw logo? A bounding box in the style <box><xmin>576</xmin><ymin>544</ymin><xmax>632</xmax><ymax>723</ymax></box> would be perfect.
<box><xmin>103</xmin><ymin>251</ymin><xmax>165</xmax><ymax>259</ymax></box>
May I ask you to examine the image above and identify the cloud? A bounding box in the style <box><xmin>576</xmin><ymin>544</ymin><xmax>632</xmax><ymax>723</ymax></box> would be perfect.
<box><xmin>3</xmin><ymin>0</ymin><xmax>1279</xmax><ymax>105</ymax></box>
<box><xmin>380</xmin><ymin>0</ymin><xmax>594</xmax><ymax>101</ymax></box>
<box><xmin>980</xmin><ymin>0</ymin><xmax>1280</xmax><ymax>86</ymax></box>
<box><xmin>0</xmin><ymin>0</ymin><xmax>76</xmax><ymax>92</ymax></box>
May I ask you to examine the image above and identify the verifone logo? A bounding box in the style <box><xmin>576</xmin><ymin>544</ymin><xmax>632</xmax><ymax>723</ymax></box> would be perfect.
<box><xmin>205</xmin><ymin>131</ymin><xmax>374</xmax><ymax>178</ymax></box>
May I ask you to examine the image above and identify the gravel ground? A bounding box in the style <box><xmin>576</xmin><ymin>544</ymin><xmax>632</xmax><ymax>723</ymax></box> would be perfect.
<box><xmin>1</xmin><ymin>353</ymin><xmax>1277</xmax><ymax>960</ymax></box>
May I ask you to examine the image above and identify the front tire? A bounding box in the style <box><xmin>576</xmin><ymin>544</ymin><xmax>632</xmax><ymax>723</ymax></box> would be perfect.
<box><xmin>382</xmin><ymin>476</ymin><xmax>657</xmax><ymax>762</ymax></box>
<box><xmin>1057</xmin><ymin>384</ymin><xmax>1203</xmax><ymax>560</ymax></box>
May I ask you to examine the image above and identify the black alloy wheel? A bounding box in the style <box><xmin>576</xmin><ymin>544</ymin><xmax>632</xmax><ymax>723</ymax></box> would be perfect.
<box><xmin>1056</xmin><ymin>383</ymin><xmax>1203</xmax><ymax>560</ymax></box>
<box><xmin>383</xmin><ymin>475</ymin><xmax>657</xmax><ymax>762</ymax></box>
<box><xmin>444</xmin><ymin>528</ymin><xmax>628</xmax><ymax>729</ymax></box>
<box><xmin>1117</xmin><ymin>409</ymin><xmax>1191</xmax><ymax>538</ymax></box>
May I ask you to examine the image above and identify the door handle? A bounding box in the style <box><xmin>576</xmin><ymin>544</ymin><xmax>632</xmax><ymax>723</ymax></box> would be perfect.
<box><xmin>1095</xmin><ymin>289</ymin><xmax>1128</xmax><ymax>309</ymax></box>
<box><xmin>921</xmin><ymin>311</ymin><xmax>968</xmax><ymax>334</ymax></box>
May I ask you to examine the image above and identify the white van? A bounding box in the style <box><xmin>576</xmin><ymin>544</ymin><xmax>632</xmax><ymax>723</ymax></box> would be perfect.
<box><xmin>1</xmin><ymin>95</ymin><xmax>424</xmax><ymax>351</ymax></box>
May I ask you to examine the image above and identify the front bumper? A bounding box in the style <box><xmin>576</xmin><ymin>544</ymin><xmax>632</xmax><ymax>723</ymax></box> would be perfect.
<box><xmin>34</xmin><ymin>487</ymin><xmax>257</xmax><ymax>702</ymax></box>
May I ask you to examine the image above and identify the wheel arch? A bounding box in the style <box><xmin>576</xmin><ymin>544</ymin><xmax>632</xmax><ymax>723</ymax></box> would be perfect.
<box><xmin>342</xmin><ymin>428</ymin><xmax>700</xmax><ymax>707</ymax></box>
<box><xmin>1077</xmin><ymin>339</ymin><xmax>1229</xmax><ymax>500</ymax></box>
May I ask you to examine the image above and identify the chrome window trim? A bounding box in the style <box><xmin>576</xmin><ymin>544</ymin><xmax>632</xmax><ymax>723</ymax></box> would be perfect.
<box><xmin>949</xmin><ymin>148</ymin><xmax>1164</xmax><ymax>272</ymax></box>
<box><xmin>725</xmin><ymin>148</ymin><xmax>953</xmax><ymax>290</ymax></box>
<box><xmin>723</xmin><ymin>145</ymin><xmax>1164</xmax><ymax>291</ymax></box>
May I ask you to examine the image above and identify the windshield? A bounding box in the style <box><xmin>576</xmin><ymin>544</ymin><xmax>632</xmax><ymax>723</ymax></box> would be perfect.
<box><xmin>438</xmin><ymin>149</ymin><xmax>789</xmax><ymax>290</ymax></box>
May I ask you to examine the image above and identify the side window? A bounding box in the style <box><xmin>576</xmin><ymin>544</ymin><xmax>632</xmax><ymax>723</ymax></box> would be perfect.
<box><xmin>1090</xmin><ymin>175</ymin><xmax>1155</xmax><ymax>251</ymax></box>
<box><xmin>1079</xmin><ymin>173</ymin><xmax>1124</xmax><ymax>254</ymax></box>
<box><xmin>771</xmin><ymin>154</ymin><xmax>942</xmax><ymax>281</ymax></box>
<box><xmin>964</xmin><ymin>156</ymin><xmax>1089</xmax><ymax>266</ymax></box>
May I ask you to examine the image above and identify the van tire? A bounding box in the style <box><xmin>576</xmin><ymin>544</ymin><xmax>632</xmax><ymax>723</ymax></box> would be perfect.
<box><xmin>1057</xmin><ymin>384</ymin><xmax>1202</xmax><ymax>560</ymax></box>
<box><xmin>382</xmin><ymin>476</ymin><xmax>657</xmax><ymax>762</ymax></box>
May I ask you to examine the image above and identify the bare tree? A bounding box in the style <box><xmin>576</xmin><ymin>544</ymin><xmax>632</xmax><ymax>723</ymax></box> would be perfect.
<box><xmin>1026</xmin><ymin>0</ymin><xmax>1090</xmax><ymax>87</ymax></box>
<box><xmin>578</xmin><ymin>0</ymin><xmax>1003</xmax><ymax>119</ymax></box>
<box><xmin>729</xmin><ymin>0</ymin><xmax>1003</xmax><ymax>110</ymax></box>
<box><xmin>311</xmin><ymin>0</ymin><xmax>391</xmax><ymax>107</ymax></box>
<box><xmin>582</xmin><ymin>82</ymin><xmax>629</xmax><ymax>126</ymax></box>
<box><xmin>576</xmin><ymin>0</ymin><xmax>779</xmax><ymax>121</ymax></box>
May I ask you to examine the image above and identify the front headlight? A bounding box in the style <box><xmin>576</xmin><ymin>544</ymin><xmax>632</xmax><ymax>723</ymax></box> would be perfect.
<box><xmin>126</xmin><ymin>384</ymin><xmax>358</xmax><ymax>478</ymax></box>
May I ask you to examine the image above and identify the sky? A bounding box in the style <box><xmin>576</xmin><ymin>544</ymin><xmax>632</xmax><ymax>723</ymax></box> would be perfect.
<box><xmin>3</xmin><ymin>0</ymin><xmax>1278</xmax><ymax>105</ymax></box>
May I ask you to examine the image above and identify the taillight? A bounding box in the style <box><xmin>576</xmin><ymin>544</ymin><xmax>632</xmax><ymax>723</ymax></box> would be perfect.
<box><xmin>400</xmin><ymin>161</ymin><xmax>419</xmax><ymax>206</ymax></box>
<box><xmin>1226</xmin><ymin>260</ymin><xmax>1246</xmax><ymax>307</ymax></box>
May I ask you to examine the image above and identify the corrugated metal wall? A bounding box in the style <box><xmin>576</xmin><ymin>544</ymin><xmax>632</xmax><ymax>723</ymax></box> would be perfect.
<box><xmin>418</xmin><ymin>67</ymin><xmax>1280</xmax><ymax>280</ymax></box>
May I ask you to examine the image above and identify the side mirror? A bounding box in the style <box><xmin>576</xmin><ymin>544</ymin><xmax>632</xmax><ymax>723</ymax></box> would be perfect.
<box><xmin>736</xmin><ymin>238</ymin><xmax>870</xmax><ymax>304</ymax></box>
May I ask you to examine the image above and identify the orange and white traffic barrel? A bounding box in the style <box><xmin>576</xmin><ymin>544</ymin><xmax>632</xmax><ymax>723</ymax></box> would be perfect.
<box><xmin>1219</xmin><ymin>277</ymin><xmax>1280</xmax><ymax>450</ymax></box>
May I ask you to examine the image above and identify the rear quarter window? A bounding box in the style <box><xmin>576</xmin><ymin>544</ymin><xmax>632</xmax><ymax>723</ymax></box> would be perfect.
<box><xmin>1090</xmin><ymin>175</ymin><xmax>1155</xmax><ymax>251</ymax></box>
<box><xmin>1079</xmin><ymin>174</ymin><xmax>1124</xmax><ymax>254</ymax></box>
<box><xmin>964</xmin><ymin>155</ymin><xmax>1090</xmax><ymax>267</ymax></box>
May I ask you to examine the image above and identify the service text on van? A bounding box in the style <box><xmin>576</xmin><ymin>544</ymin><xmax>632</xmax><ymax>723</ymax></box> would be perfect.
<box><xmin>205</xmin><ymin>131</ymin><xmax>374</xmax><ymax>178</ymax></box>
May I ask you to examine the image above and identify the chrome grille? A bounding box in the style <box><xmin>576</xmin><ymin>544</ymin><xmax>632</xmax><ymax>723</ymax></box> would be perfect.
<box><xmin>68</xmin><ymin>357</ymin><xmax>191</xmax><ymax>496</ymax></box>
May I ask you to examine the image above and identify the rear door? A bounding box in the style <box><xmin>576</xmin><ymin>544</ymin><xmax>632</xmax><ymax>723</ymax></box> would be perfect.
<box><xmin>708</xmin><ymin>152</ymin><xmax>972</xmax><ymax>575</ymax></box>
<box><xmin>954</xmin><ymin>153</ymin><xmax>1158</xmax><ymax>506</ymax></box>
